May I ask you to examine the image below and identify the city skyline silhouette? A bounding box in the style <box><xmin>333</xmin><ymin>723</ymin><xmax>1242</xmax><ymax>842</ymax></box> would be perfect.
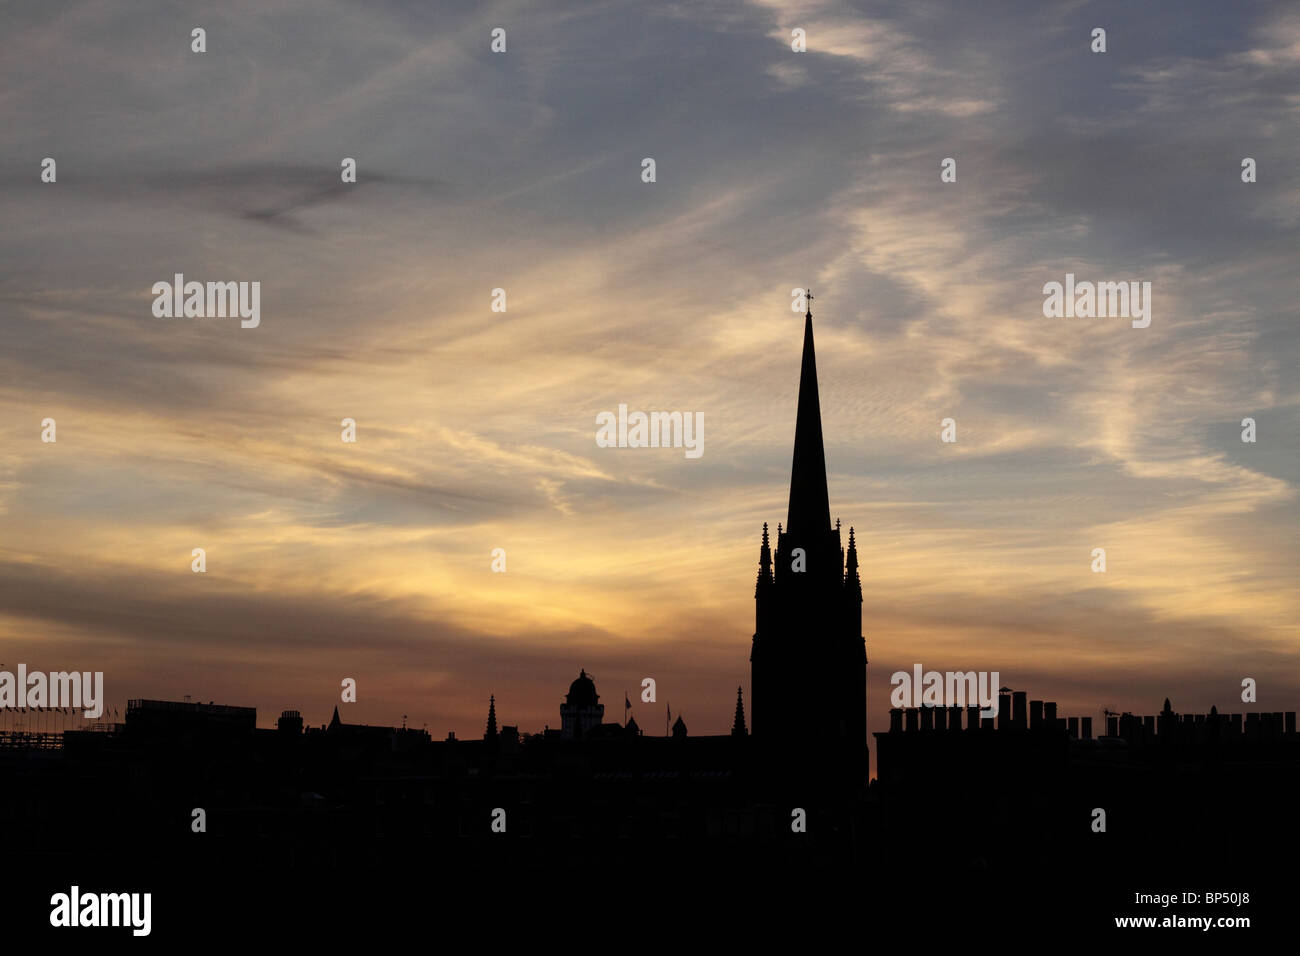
<box><xmin>3</xmin><ymin>302</ymin><xmax>1294</xmax><ymax>769</ymax></box>
<box><xmin>5</xmin><ymin>0</ymin><xmax>1299</xmax><ymax>938</ymax></box>
<box><xmin>4</xmin><ymin>301</ymin><xmax>1296</xmax><ymax>941</ymax></box>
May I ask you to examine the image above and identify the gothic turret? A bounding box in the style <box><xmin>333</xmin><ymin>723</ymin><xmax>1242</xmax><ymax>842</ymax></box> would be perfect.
<box><xmin>756</xmin><ymin>522</ymin><xmax>773</xmax><ymax>593</ymax></box>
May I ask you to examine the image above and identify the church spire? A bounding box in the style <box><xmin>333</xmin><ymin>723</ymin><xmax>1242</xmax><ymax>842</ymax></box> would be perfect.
<box><xmin>732</xmin><ymin>686</ymin><xmax>748</xmax><ymax>736</ymax></box>
<box><xmin>749</xmin><ymin>292</ymin><xmax>866</xmax><ymax>765</ymax></box>
<box><xmin>485</xmin><ymin>694</ymin><xmax>498</xmax><ymax>740</ymax></box>
<box><xmin>786</xmin><ymin>293</ymin><xmax>831</xmax><ymax>537</ymax></box>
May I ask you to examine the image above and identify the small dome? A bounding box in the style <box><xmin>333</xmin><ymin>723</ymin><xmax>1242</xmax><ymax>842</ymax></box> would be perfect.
<box><xmin>566</xmin><ymin>669</ymin><xmax>599</xmax><ymax>706</ymax></box>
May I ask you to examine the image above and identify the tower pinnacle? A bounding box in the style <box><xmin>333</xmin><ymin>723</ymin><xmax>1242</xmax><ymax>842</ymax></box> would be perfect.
<box><xmin>732</xmin><ymin>686</ymin><xmax>748</xmax><ymax>736</ymax></box>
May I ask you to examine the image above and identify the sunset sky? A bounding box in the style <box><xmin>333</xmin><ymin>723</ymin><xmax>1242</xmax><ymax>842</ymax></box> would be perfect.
<box><xmin>2</xmin><ymin>1</ymin><xmax>1298</xmax><ymax>770</ymax></box>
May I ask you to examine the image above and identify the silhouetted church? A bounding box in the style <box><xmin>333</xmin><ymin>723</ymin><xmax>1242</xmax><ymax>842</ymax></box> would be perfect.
<box><xmin>751</xmin><ymin>299</ymin><xmax>867</xmax><ymax>778</ymax></box>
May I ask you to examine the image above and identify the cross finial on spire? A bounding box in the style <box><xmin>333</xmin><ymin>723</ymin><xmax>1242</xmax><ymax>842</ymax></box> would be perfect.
<box><xmin>806</xmin><ymin>288</ymin><xmax>814</xmax><ymax>318</ymax></box>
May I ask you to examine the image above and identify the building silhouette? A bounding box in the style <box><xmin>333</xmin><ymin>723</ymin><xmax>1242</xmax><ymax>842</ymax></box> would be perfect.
<box><xmin>751</xmin><ymin>300</ymin><xmax>867</xmax><ymax>781</ymax></box>
<box><xmin>559</xmin><ymin>669</ymin><xmax>604</xmax><ymax>740</ymax></box>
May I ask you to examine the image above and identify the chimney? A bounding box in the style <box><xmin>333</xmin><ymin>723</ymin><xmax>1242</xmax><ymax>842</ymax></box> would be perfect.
<box><xmin>1030</xmin><ymin>700</ymin><xmax>1043</xmax><ymax>729</ymax></box>
<box><xmin>1081</xmin><ymin>716</ymin><xmax>1092</xmax><ymax>740</ymax></box>
<box><xmin>277</xmin><ymin>710</ymin><xmax>303</xmax><ymax>735</ymax></box>
<box><xmin>889</xmin><ymin>708</ymin><xmax>903</xmax><ymax>733</ymax></box>
<box><xmin>905</xmin><ymin>708</ymin><xmax>919</xmax><ymax>733</ymax></box>
<box><xmin>1013</xmin><ymin>692</ymin><xmax>1027</xmax><ymax>729</ymax></box>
